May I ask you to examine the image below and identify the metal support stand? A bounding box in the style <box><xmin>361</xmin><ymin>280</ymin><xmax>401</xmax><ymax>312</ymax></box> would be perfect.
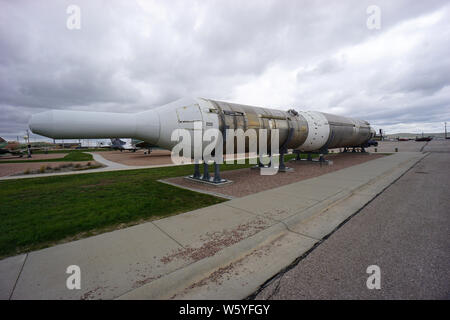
<box><xmin>278</xmin><ymin>149</ymin><xmax>293</xmax><ymax>172</ymax></box>
<box><xmin>186</xmin><ymin>161</ymin><xmax>231</xmax><ymax>185</ymax></box>
<box><xmin>202</xmin><ymin>162</ymin><xmax>210</xmax><ymax>181</ymax></box>
<box><xmin>213</xmin><ymin>162</ymin><xmax>222</xmax><ymax>183</ymax></box>
<box><xmin>291</xmin><ymin>150</ymin><xmax>332</xmax><ymax>166</ymax></box>
<box><xmin>277</xmin><ymin>127</ymin><xmax>294</xmax><ymax>173</ymax></box>
<box><xmin>193</xmin><ymin>163</ymin><xmax>200</xmax><ymax>179</ymax></box>
<box><xmin>258</xmin><ymin>155</ymin><xmax>265</xmax><ymax>167</ymax></box>
<box><xmin>280</xmin><ymin>151</ymin><xmax>286</xmax><ymax>170</ymax></box>
<box><xmin>251</xmin><ymin>154</ymin><xmax>270</xmax><ymax>169</ymax></box>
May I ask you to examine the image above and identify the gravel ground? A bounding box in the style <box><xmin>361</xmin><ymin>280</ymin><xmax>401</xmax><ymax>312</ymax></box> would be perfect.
<box><xmin>0</xmin><ymin>161</ymin><xmax>101</xmax><ymax>177</ymax></box>
<box><xmin>254</xmin><ymin>146</ymin><xmax>450</xmax><ymax>299</ymax></box>
<box><xmin>164</xmin><ymin>153</ymin><xmax>385</xmax><ymax>198</ymax></box>
<box><xmin>99</xmin><ymin>149</ymin><xmax>173</xmax><ymax>166</ymax></box>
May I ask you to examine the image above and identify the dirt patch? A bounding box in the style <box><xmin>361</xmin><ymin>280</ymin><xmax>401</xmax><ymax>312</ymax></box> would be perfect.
<box><xmin>0</xmin><ymin>153</ymin><xmax>67</xmax><ymax>161</ymax></box>
<box><xmin>133</xmin><ymin>275</ymin><xmax>163</xmax><ymax>289</ymax></box>
<box><xmin>160</xmin><ymin>218</ymin><xmax>270</xmax><ymax>265</ymax></box>
<box><xmin>164</xmin><ymin>153</ymin><xmax>386</xmax><ymax>198</ymax></box>
<box><xmin>80</xmin><ymin>286</ymin><xmax>109</xmax><ymax>300</ymax></box>
<box><xmin>171</xmin><ymin>233</ymin><xmax>288</xmax><ymax>298</ymax></box>
<box><xmin>0</xmin><ymin>161</ymin><xmax>102</xmax><ymax>177</ymax></box>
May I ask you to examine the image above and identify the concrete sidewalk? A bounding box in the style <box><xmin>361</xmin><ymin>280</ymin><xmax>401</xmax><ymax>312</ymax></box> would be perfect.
<box><xmin>0</xmin><ymin>152</ymin><xmax>426</xmax><ymax>300</ymax></box>
<box><xmin>89</xmin><ymin>152</ymin><xmax>130</xmax><ymax>169</ymax></box>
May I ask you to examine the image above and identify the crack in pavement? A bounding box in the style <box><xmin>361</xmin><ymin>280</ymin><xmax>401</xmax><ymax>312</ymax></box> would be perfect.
<box><xmin>8</xmin><ymin>253</ymin><xmax>28</xmax><ymax>300</ymax></box>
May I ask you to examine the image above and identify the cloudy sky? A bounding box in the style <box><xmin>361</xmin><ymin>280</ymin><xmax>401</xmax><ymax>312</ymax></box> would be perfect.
<box><xmin>1</xmin><ymin>0</ymin><xmax>449</xmax><ymax>141</ymax></box>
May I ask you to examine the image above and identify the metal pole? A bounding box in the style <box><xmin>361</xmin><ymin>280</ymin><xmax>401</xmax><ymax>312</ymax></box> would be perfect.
<box><xmin>445</xmin><ymin>122</ymin><xmax>447</xmax><ymax>139</ymax></box>
<box><xmin>26</xmin><ymin>129</ymin><xmax>31</xmax><ymax>158</ymax></box>
<box><xmin>193</xmin><ymin>162</ymin><xmax>200</xmax><ymax>179</ymax></box>
<box><xmin>258</xmin><ymin>154</ymin><xmax>265</xmax><ymax>167</ymax></box>
<box><xmin>279</xmin><ymin>150</ymin><xmax>286</xmax><ymax>171</ymax></box>
<box><xmin>202</xmin><ymin>162</ymin><xmax>210</xmax><ymax>181</ymax></box>
<box><xmin>213</xmin><ymin>162</ymin><xmax>221</xmax><ymax>183</ymax></box>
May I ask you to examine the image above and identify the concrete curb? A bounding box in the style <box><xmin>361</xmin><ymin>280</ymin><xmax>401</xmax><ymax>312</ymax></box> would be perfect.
<box><xmin>158</xmin><ymin>179</ymin><xmax>235</xmax><ymax>200</ymax></box>
<box><xmin>117</xmin><ymin>223</ymin><xmax>292</xmax><ymax>299</ymax></box>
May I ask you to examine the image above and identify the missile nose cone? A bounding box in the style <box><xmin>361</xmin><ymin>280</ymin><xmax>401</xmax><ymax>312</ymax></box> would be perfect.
<box><xmin>29</xmin><ymin>110</ymin><xmax>54</xmax><ymax>137</ymax></box>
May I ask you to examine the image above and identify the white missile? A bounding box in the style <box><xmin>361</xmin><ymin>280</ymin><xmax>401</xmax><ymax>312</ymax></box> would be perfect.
<box><xmin>29</xmin><ymin>97</ymin><xmax>376</xmax><ymax>156</ymax></box>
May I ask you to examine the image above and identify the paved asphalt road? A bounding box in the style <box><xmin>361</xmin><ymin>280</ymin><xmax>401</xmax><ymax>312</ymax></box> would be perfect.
<box><xmin>255</xmin><ymin>142</ymin><xmax>450</xmax><ymax>299</ymax></box>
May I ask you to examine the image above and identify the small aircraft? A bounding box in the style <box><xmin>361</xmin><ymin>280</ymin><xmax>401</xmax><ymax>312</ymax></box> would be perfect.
<box><xmin>0</xmin><ymin>137</ymin><xmax>24</xmax><ymax>158</ymax></box>
<box><xmin>109</xmin><ymin>138</ymin><xmax>156</xmax><ymax>154</ymax></box>
<box><xmin>415</xmin><ymin>136</ymin><xmax>432</xmax><ymax>142</ymax></box>
<box><xmin>110</xmin><ymin>138</ymin><xmax>136</xmax><ymax>152</ymax></box>
<box><xmin>133</xmin><ymin>139</ymin><xmax>156</xmax><ymax>154</ymax></box>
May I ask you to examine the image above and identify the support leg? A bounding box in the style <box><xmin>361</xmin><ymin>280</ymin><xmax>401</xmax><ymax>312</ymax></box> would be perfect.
<box><xmin>279</xmin><ymin>150</ymin><xmax>286</xmax><ymax>171</ymax></box>
<box><xmin>258</xmin><ymin>154</ymin><xmax>265</xmax><ymax>167</ymax></box>
<box><xmin>193</xmin><ymin>163</ymin><xmax>200</xmax><ymax>179</ymax></box>
<box><xmin>213</xmin><ymin>162</ymin><xmax>222</xmax><ymax>183</ymax></box>
<box><xmin>251</xmin><ymin>154</ymin><xmax>266</xmax><ymax>170</ymax></box>
<box><xmin>202</xmin><ymin>162</ymin><xmax>210</xmax><ymax>181</ymax></box>
<box><xmin>278</xmin><ymin>149</ymin><xmax>293</xmax><ymax>172</ymax></box>
<box><xmin>319</xmin><ymin>153</ymin><xmax>325</xmax><ymax>162</ymax></box>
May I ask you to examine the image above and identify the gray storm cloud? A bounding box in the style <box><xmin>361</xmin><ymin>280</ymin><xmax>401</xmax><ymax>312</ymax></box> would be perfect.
<box><xmin>0</xmin><ymin>0</ymin><xmax>449</xmax><ymax>140</ymax></box>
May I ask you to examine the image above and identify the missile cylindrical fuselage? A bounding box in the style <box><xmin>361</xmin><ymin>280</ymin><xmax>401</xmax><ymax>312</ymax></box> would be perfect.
<box><xmin>29</xmin><ymin>97</ymin><xmax>374</xmax><ymax>156</ymax></box>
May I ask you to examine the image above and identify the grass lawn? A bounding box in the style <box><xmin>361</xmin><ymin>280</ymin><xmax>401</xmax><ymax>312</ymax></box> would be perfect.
<box><xmin>1</xmin><ymin>156</ymin><xmax>294</xmax><ymax>258</ymax></box>
<box><xmin>0</xmin><ymin>152</ymin><xmax>310</xmax><ymax>258</ymax></box>
<box><xmin>0</xmin><ymin>151</ymin><xmax>93</xmax><ymax>163</ymax></box>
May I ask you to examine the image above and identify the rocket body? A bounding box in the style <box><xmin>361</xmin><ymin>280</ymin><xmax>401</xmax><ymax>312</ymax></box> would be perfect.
<box><xmin>29</xmin><ymin>97</ymin><xmax>375</xmax><ymax>155</ymax></box>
